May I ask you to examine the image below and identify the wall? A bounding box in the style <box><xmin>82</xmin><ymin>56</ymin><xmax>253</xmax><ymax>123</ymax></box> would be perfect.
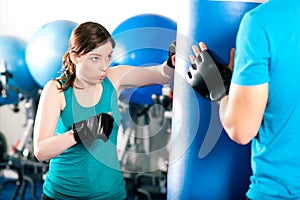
<box><xmin>0</xmin><ymin>0</ymin><xmax>178</xmax><ymax>149</ymax></box>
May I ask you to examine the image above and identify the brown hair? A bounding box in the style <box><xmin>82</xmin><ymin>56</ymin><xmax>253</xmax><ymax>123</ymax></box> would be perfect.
<box><xmin>57</xmin><ymin>21</ymin><xmax>115</xmax><ymax>91</ymax></box>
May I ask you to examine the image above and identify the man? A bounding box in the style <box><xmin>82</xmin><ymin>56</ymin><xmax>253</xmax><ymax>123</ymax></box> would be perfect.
<box><xmin>187</xmin><ymin>0</ymin><xmax>300</xmax><ymax>199</ymax></box>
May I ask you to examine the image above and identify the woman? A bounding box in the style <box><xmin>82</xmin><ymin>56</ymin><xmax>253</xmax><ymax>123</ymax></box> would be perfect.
<box><xmin>33</xmin><ymin>21</ymin><xmax>175</xmax><ymax>200</ymax></box>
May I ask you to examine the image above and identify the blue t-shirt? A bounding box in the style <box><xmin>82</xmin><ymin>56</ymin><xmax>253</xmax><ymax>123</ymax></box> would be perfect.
<box><xmin>43</xmin><ymin>77</ymin><xmax>126</xmax><ymax>200</ymax></box>
<box><xmin>232</xmin><ymin>0</ymin><xmax>300</xmax><ymax>199</ymax></box>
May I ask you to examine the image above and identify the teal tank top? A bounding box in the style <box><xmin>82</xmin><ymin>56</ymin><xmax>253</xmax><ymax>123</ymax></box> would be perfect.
<box><xmin>43</xmin><ymin>77</ymin><xmax>126</xmax><ymax>200</ymax></box>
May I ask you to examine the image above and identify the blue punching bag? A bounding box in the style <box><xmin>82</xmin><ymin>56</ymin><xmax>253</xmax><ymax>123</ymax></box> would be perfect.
<box><xmin>168</xmin><ymin>1</ymin><xmax>262</xmax><ymax>199</ymax></box>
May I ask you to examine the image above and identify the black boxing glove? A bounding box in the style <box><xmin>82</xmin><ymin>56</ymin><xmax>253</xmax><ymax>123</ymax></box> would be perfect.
<box><xmin>72</xmin><ymin>113</ymin><xmax>114</xmax><ymax>143</ymax></box>
<box><xmin>186</xmin><ymin>49</ymin><xmax>232</xmax><ymax>103</ymax></box>
<box><xmin>167</xmin><ymin>41</ymin><xmax>176</xmax><ymax>69</ymax></box>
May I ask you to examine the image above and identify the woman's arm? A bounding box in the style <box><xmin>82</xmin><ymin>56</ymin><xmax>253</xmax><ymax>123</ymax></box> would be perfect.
<box><xmin>33</xmin><ymin>80</ymin><xmax>77</xmax><ymax>161</ymax></box>
<box><xmin>107</xmin><ymin>61</ymin><xmax>174</xmax><ymax>95</ymax></box>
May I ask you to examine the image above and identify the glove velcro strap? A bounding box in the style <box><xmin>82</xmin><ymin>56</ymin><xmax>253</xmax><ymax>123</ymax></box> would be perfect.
<box><xmin>98</xmin><ymin>113</ymin><xmax>114</xmax><ymax>142</ymax></box>
<box><xmin>167</xmin><ymin>58</ymin><xmax>175</xmax><ymax>69</ymax></box>
<box><xmin>167</xmin><ymin>41</ymin><xmax>176</xmax><ymax>69</ymax></box>
<box><xmin>73</xmin><ymin>128</ymin><xmax>81</xmax><ymax>143</ymax></box>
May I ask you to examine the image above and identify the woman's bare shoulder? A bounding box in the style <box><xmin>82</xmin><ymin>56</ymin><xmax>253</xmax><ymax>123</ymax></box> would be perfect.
<box><xmin>43</xmin><ymin>79</ymin><xmax>63</xmax><ymax>92</ymax></box>
<box><xmin>40</xmin><ymin>79</ymin><xmax>66</xmax><ymax>109</ymax></box>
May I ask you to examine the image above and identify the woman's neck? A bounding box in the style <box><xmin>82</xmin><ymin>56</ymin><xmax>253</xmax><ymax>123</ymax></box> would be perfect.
<box><xmin>73</xmin><ymin>79</ymin><xmax>103</xmax><ymax>107</ymax></box>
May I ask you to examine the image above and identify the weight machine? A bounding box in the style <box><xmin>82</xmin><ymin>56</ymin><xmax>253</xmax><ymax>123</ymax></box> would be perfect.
<box><xmin>0</xmin><ymin>61</ymin><xmax>48</xmax><ymax>200</ymax></box>
<box><xmin>117</xmin><ymin>84</ymin><xmax>173</xmax><ymax>200</ymax></box>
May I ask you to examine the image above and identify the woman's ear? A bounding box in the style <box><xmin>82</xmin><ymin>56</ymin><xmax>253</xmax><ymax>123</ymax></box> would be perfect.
<box><xmin>70</xmin><ymin>52</ymin><xmax>79</xmax><ymax>64</ymax></box>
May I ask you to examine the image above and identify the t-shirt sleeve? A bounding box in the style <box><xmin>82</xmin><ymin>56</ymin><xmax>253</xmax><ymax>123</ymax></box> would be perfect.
<box><xmin>231</xmin><ymin>12</ymin><xmax>270</xmax><ymax>86</ymax></box>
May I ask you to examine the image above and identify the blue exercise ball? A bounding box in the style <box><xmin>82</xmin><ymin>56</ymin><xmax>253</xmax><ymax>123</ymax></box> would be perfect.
<box><xmin>111</xmin><ymin>14</ymin><xmax>177</xmax><ymax>105</ymax></box>
<box><xmin>0</xmin><ymin>90</ymin><xmax>19</xmax><ymax>106</ymax></box>
<box><xmin>0</xmin><ymin>36</ymin><xmax>39</xmax><ymax>105</ymax></box>
<box><xmin>26</xmin><ymin>20</ymin><xmax>78</xmax><ymax>88</ymax></box>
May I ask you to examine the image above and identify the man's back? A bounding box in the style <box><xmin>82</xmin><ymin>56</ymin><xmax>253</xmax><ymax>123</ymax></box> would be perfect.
<box><xmin>232</xmin><ymin>0</ymin><xmax>300</xmax><ymax>198</ymax></box>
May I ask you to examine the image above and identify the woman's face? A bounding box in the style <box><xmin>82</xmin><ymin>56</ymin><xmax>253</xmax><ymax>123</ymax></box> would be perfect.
<box><xmin>75</xmin><ymin>41</ymin><xmax>113</xmax><ymax>85</ymax></box>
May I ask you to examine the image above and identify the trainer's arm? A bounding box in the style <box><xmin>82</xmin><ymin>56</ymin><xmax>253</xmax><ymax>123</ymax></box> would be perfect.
<box><xmin>33</xmin><ymin>80</ymin><xmax>77</xmax><ymax>161</ymax></box>
<box><xmin>219</xmin><ymin>83</ymin><xmax>268</xmax><ymax>144</ymax></box>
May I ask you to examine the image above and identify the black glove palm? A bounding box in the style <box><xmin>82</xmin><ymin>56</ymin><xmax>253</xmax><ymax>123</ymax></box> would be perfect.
<box><xmin>186</xmin><ymin>49</ymin><xmax>232</xmax><ymax>103</ymax></box>
<box><xmin>72</xmin><ymin>113</ymin><xmax>114</xmax><ymax>143</ymax></box>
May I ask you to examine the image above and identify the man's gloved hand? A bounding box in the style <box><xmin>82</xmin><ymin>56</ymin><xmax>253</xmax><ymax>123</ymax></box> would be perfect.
<box><xmin>167</xmin><ymin>41</ymin><xmax>176</xmax><ymax>69</ymax></box>
<box><xmin>186</xmin><ymin>42</ymin><xmax>232</xmax><ymax>104</ymax></box>
<box><xmin>72</xmin><ymin>113</ymin><xmax>114</xmax><ymax>143</ymax></box>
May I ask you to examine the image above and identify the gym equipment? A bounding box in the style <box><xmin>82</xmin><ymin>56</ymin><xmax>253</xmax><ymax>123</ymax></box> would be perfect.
<box><xmin>0</xmin><ymin>36</ymin><xmax>44</xmax><ymax>199</ymax></box>
<box><xmin>0</xmin><ymin>95</ymin><xmax>48</xmax><ymax>200</ymax></box>
<box><xmin>1</xmin><ymin>20</ymin><xmax>76</xmax><ymax>199</ymax></box>
<box><xmin>112</xmin><ymin>14</ymin><xmax>176</xmax><ymax>199</ymax></box>
<box><xmin>113</xmin><ymin>13</ymin><xmax>175</xmax><ymax>166</ymax></box>
<box><xmin>118</xmin><ymin>85</ymin><xmax>173</xmax><ymax>200</ymax></box>
<box><xmin>111</xmin><ymin>13</ymin><xmax>177</xmax><ymax>105</ymax></box>
<box><xmin>0</xmin><ymin>74</ymin><xmax>46</xmax><ymax>199</ymax></box>
<box><xmin>0</xmin><ymin>36</ymin><xmax>39</xmax><ymax>105</ymax></box>
<box><xmin>168</xmin><ymin>1</ymin><xmax>262</xmax><ymax>200</ymax></box>
<box><xmin>0</xmin><ymin>90</ymin><xmax>19</xmax><ymax>106</ymax></box>
<box><xmin>134</xmin><ymin>170</ymin><xmax>167</xmax><ymax>200</ymax></box>
<box><xmin>26</xmin><ymin>20</ymin><xmax>78</xmax><ymax>88</ymax></box>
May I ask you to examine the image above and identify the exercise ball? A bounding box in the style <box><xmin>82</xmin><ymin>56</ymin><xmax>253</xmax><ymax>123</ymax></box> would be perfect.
<box><xmin>0</xmin><ymin>36</ymin><xmax>39</xmax><ymax>105</ymax></box>
<box><xmin>26</xmin><ymin>20</ymin><xmax>78</xmax><ymax>88</ymax></box>
<box><xmin>0</xmin><ymin>90</ymin><xmax>19</xmax><ymax>106</ymax></box>
<box><xmin>111</xmin><ymin>14</ymin><xmax>177</xmax><ymax>105</ymax></box>
<box><xmin>168</xmin><ymin>1</ymin><xmax>262</xmax><ymax>200</ymax></box>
